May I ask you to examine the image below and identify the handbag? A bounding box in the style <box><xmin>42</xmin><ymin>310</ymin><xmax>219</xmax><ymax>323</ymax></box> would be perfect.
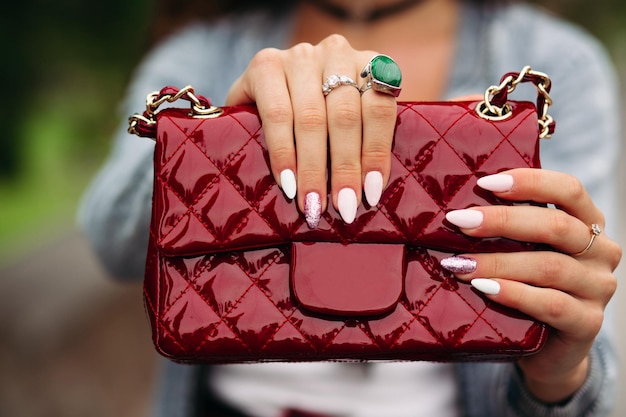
<box><xmin>128</xmin><ymin>66</ymin><xmax>555</xmax><ymax>363</ymax></box>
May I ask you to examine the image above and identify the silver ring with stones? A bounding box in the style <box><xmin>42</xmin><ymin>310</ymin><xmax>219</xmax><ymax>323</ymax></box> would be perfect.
<box><xmin>359</xmin><ymin>54</ymin><xmax>402</xmax><ymax>97</ymax></box>
<box><xmin>322</xmin><ymin>74</ymin><xmax>359</xmax><ymax>96</ymax></box>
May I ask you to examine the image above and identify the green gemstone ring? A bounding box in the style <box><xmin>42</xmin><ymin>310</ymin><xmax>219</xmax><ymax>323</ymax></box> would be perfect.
<box><xmin>360</xmin><ymin>54</ymin><xmax>402</xmax><ymax>97</ymax></box>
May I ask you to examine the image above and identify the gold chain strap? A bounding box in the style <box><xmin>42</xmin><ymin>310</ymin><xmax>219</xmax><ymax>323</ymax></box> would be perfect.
<box><xmin>128</xmin><ymin>86</ymin><xmax>223</xmax><ymax>136</ymax></box>
<box><xmin>130</xmin><ymin>68</ymin><xmax>554</xmax><ymax>139</ymax></box>
<box><xmin>475</xmin><ymin>66</ymin><xmax>554</xmax><ymax>139</ymax></box>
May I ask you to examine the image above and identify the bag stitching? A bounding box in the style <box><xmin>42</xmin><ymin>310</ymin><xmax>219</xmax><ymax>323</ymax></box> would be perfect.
<box><xmin>155</xmin><ymin>113</ymin><xmax>260</xmax><ymax>246</ymax></box>
<box><xmin>148</xmin><ymin>104</ymin><xmax>545</xmax><ymax>360</ymax></box>
<box><xmin>376</xmin><ymin>105</ymin><xmax>475</xmax><ymax>242</ymax></box>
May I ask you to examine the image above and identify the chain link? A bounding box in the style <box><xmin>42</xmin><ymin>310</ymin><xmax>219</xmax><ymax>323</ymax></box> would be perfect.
<box><xmin>128</xmin><ymin>86</ymin><xmax>223</xmax><ymax>136</ymax></box>
<box><xmin>476</xmin><ymin>66</ymin><xmax>554</xmax><ymax>138</ymax></box>
<box><xmin>131</xmin><ymin>69</ymin><xmax>554</xmax><ymax>139</ymax></box>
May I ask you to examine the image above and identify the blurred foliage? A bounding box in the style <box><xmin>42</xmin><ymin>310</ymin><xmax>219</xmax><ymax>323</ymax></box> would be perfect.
<box><xmin>0</xmin><ymin>0</ymin><xmax>151</xmax><ymax>258</ymax></box>
<box><xmin>0</xmin><ymin>0</ymin><xmax>624</xmax><ymax>260</ymax></box>
<box><xmin>0</xmin><ymin>0</ymin><xmax>151</xmax><ymax>177</ymax></box>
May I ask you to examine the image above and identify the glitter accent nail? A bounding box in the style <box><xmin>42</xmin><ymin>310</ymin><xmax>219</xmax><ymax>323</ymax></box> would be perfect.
<box><xmin>440</xmin><ymin>256</ymin><xmax>477</xmax><ymax>274</ymax></box>
<box><xmin>304</xmin><ymin>192</ymin><xmax>322</xmax><ymax>229</ymax></box>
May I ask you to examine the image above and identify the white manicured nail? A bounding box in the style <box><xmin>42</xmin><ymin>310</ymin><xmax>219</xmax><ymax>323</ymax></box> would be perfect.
<box><xmin>477</xmin><ymin>174</ymin><xmax>514</xmax><ymax>192</ymax></box>
<box><xmin>338</xmin><ymin>188</ymin><xmax>358</xmax><ymax>224</ymax></box>
<box><xmin>471</xmin><ymin>279</ymin><xmax>501</xmax><ymax>295</ymax></box>
<box><xmin>364</xmin><ymin>171</ymin><xmax>383</xmax><ymax>207</ymax></box>
<box><xmin>446</xmin><ymin>209</ymin><xmax>483</xmax><ymax>229</ymax></box>
<box><xmin>280</xmin><ymin>169</ymin><xmax>297</xmax><ymax>199</ymax></box>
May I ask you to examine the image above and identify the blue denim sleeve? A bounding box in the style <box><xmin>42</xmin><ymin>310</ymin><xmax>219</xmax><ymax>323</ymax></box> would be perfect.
<box><xmin>458</xmin><ymin>4</ymin><xmax>621</xmax><ymax>417</ymax></box>
<box><xmin>77</xmin><ymin>23</ymin><xmax>232</xmax><ymax>279</ymax></box>
<box><xmin>459</xmin><ymin>334</ymin><xmax>617</xmax><ymax>417</ymax></box>
<box><xmin>78</xmin><ymin>13</ymin><xmax>292</xmax><ymax>280</ymax></box>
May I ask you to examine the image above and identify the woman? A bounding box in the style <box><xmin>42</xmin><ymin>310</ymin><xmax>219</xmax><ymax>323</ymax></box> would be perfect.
<box><xmin>80</xmin><ymin>0</ymin><xmax>621</xmax><ymax>416</ymax></box>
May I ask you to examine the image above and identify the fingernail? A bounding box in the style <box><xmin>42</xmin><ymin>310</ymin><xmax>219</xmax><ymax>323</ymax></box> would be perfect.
<box><xmin>364</xmin><ymin>171</ymin><xmax>383</xmax><ymax>207</ymax></box>
<box><xmin>441</xmin><ymin>256</ymin><xmax>477</xmax><ymax>274</ymax></box>
<box><xmin>338</xmin><ymin>188</ymin><xmax>358</xmax><ymax>224</ymax></box>
<box><xmin>477</xmin><ymin>174</ymin><xmax>514</xmax><ymax>192</ymax></box>
<box><xmin>446</xmin><ymin>209</ymin><xmax>483</xmax><ymax>229</ymax></box>
<box><xmin>304</xmin><ymin>192</ymin><xmax>321</xmax><ymax>229</ymax></box>
<box><xmin>280</xmin><ymin>169</ymin><xmax>297</xmax><ymax>199</ymax></box>
<box><xmin>471</xmin><ymin>278</ymin><xmax>501</xmax><ymax>295</ymax></box>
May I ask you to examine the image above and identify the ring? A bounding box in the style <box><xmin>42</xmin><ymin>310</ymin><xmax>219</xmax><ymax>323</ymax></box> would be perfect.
<box><xmin>359</xmin><ymin>54</ymin><xmax>402</xmax><ymax>97</ymax></box>
<box><xmin>322</xmin><ymin>74</ymin><xmax>359</xmax><ymax>96</ymax></box>
<box><xmin>571</xmin><ymin>223</ymin><xmax>602</xmax><ymax>257</ymax></box>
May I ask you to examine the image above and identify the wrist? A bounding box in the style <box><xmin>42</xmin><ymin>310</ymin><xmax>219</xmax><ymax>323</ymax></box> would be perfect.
<box><xmin>522</xmin><ymin>356</ymin><xmax>590</xmax><ymax>404</ymax></box>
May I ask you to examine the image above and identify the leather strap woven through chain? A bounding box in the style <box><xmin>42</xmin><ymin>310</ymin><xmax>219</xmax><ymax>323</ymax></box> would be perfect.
<box><xmin>129</xmin><ymin>66</ymin><xmax>554</xmax><ymax>140</ymax></box>
<box><xmin>128</xmin><ymin>85</ymin><xmax>223</xmax><ymax>137</ymax></box>
<box><xmin>475</xmin><ymin>66</ymin><xmax>555</xmax><ymax>138</ymax></box>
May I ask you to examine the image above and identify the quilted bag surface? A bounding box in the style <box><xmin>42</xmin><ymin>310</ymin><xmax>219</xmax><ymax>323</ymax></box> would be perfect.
<box><xmin>130</xmin><ymin>68</ymin><xmax>554</xmax><ymax>363</ymax></box>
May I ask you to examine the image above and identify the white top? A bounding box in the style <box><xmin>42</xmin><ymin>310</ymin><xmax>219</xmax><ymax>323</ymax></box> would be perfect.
<box><xmin>210</xmin><ymin>361</ymin><xmax>458</xmax><ymax>417</ymax></box>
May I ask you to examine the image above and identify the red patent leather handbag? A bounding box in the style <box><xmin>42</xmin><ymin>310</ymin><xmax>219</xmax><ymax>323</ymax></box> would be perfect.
<box><xmin>129</xmin><ymin>67</ymin><xmax>554</xmax><ymax>363</ymax></box>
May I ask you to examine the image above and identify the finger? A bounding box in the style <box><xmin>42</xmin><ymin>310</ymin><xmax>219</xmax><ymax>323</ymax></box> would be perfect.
<box><xmin>445</xmin><ymin>204</ymin><xmax>601</xmax><ymax>255</ymax></box>
<box><xmin>470</xmin><ymin>278</ymin><xmax>603</xmax><ymax>343</ymax></box>
<box><xmin>225</xmin><ymin>74</ymin><xmax>254</xmax><ymax>105</ymax></box>
<box><xmin>476</xmin><ymin>168</ymin><xmax>604</xmax><ymax>227</ymax></box>
<box><xmin>449</xmin><ymin>94</ymin><xmax>483</xmax><ymax>101</ymax></box>
<box><xmin>444</xmin><ymin>251</ymin><xmax>614</xmax><ymax>303</ymax></box>
<box><xmin>326</xmin><ymin>78</ymin><xmax>363</xmax><ymax>223</ymax></box>
<box><xmin>321</xmin><ymin>41</ymin><xmax>366</xmax><ymax>224</ymax></box>
<box><xmin>473</xmin><ymin>169</ymin><xmax>621</xmax><ymax>261</ymax></box>
<box><xmin>225</xmin><ymin>48</ymin><xmax>297</xmax><ymax>199</ymax></box>
<box><xmin>284</xmin><ymin>43</ymin><xmax>329</xmax><ymax>224</ymax></box>
<box><xmin>360</xmin><ymin>68</ymin><xmax>397</xmax><ymax>208</ymax></box>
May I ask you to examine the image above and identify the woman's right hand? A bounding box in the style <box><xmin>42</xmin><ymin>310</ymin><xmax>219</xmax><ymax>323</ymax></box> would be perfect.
<box><xmin>225</xmin><ymin>35</ymin><xmax>399</xmax><ymax>228</ymax></box>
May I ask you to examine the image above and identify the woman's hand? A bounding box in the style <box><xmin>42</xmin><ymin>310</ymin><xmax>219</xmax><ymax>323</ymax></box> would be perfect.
<box><xmin>442</xmin><ymin>168</ymin><xmax>621</xmax><ymax>403</ymax></box>
<box><xmin>226</xmin><ymin>35</ymin><xmax>398</xmax><ymax>227</ymax></box>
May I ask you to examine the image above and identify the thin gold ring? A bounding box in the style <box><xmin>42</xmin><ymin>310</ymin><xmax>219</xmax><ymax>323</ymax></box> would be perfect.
<box><xmin>571</xmin><ymin>223</ymin><xmax>602</xmax><ymax>257</ymax></box>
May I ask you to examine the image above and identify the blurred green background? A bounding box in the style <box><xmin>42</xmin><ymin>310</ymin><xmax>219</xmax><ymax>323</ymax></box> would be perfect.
<box><xmin>0</xmin><ymin>0</ymin><xmax>151</xmax><ymax>262</ymax></box>
<box><xmin>1</xmin><ymin>0</ymin><xmax>625</xmax><ymax>262</ymax></box>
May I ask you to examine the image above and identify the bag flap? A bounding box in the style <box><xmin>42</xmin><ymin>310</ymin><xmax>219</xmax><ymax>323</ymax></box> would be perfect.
<box><xmin>291</xmin><ymin>242</ymin><xmax>404</xmax><ymax>317</ymax></box>
<box><xmin>151</xmin><ymin>102</ymin><xmax>542</xmax><ymax>257</ymax></box>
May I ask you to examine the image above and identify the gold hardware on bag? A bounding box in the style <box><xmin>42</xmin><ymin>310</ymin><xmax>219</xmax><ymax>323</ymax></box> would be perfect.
<box><xmin>129</xmin><ymin>68</ymin><xmax>554</xmax><ymax>140</ymax></box>
<box><xmin>476</xmin><ymin>66</ymin><xmax>554</xmax><ymax>139</ymax></box>
<box><xmin>128</xmin><ymin>85</ymin><xmax>223</xmax><ymax>136</ymax></box>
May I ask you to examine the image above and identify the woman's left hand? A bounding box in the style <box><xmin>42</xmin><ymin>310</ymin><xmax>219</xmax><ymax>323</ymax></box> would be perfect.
<box><xmin>442</xmin><ymin>168</ymin><xmax>621</xmax><ymax>403</ymax></box>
